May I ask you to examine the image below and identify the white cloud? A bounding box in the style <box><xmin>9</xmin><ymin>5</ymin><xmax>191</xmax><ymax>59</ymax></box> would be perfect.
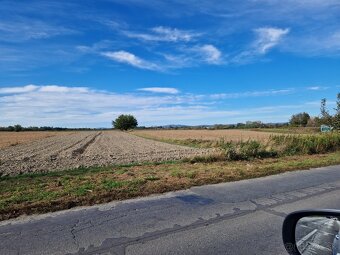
<box><xmin>124</xmin><ymin>26</ymin><xmax>200</xmax><ymax>42</ymax></box>
<box><xmin>0</xmin><ymin>19</ymin><xmax>76</xmax><ymax>42</ymax></box>
<box><xmin>306</xmin><ymin>86</ymin><xmax>328</xmax><ymax>91</ymax></box>
<box><xmin>0</xmin><ymin>84</ymin><xmax>38</xmax><ymax>94</ymax></box>
<box><xmin>282</xmin><ymin>30</ymin><xmax>340</xmax><ymax>56</ymax></box>
<box><xmin>138</xmin><ymin>87</ymin><xmax>179</xmax><ymax>94</ymax></box>
<box><xmin>210</xmin><ymin>89</ymin><xmax>294</xmax><ymax>99</ymax></box>
<box><xmin>101</xmin><ymin>51</ymin><xmax>160</xmax><ymax>71</ymax></box>
<box><xmin>0</xmin><ymin>84</ymin><xmax>318</xmax><ymax>127</ymax></box>
<box><xmin>253</xmin><ymin>27</ymin><xmax>290</xmax><ymax>54</ymax></box>
<box><xmin>39</xmin><ymin>85</ymin><xmax>90</xmax><ymax>93</ymax></box>
<box><xmin>232</xmin><ymin>27</ymin><xmax>290</xmax><ymax>64</ymax></box>
<box><xmin>197</xmin><ymin>44</ymin><xmax>222</xmax><ymax>64</ymax></box>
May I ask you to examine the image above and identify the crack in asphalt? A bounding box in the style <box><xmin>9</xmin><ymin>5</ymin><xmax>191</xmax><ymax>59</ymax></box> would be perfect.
<box><xmin>66</xmin><ymin>184</ymin><xmax>340</xmax><ymax>255</ymax></box>
<box><xmin>71</xmin><ymin>220</ymin><xmax>80</xmax><ymax>250</ymax></box>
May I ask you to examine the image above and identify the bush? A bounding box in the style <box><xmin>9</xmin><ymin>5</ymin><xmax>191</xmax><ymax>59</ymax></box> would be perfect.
<box><xmin>218</xmin><ymin>140</ymin><xmax>276</xmax><ymax>160</ymax></box>
<box><xmin>112</xmin><ymin>114</ymin><xmax>138</xmax><ymax>130</ymax></box>
<box><xmin>270</xmin><ymin>133</ymin><xmax>340</xmax><ymax>155</ymax></box>
<box><xmin>183</xmin><ymin>133</ymin><xmax>340</xmax><ymax>164</ymax></box>
<box><xmin>219</xmin><ymin>141</ymin><xmax>238</xmax><ymax>160</ymax></box>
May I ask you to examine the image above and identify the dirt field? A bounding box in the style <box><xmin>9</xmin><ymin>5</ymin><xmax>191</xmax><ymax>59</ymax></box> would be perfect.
<box><xmin>0</xmin><ymin>131</ymin><xmax>73</xmax><ymax>149</ymax></box>
<box><xmin>133</xmin><ymin>129</ymin><xmax>275</xmax><ymax>141</ymax></box>
<box><xmin>0</xmin><ymin>131</ymin><xmax>213</xmax><ymax>176</ymax></box>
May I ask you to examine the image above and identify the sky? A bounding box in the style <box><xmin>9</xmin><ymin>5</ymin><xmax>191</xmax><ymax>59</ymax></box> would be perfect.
<box><xmin>0</xmin><ymin>0</ymin><xmax>340</xmax><ymax>128</ymax></box>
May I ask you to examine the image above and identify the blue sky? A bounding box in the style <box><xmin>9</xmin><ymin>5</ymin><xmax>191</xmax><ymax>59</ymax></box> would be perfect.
<box><xmin>1</xmin><ymin>0</ymin><xmax>340</xmax><ymax>127</ymax></box>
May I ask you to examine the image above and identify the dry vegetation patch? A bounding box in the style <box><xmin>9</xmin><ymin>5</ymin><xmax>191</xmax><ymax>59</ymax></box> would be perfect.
<box><xmin>133</xmin><ymin>129</ymin><xmax>275</xmax><ymax>142</ymax></box>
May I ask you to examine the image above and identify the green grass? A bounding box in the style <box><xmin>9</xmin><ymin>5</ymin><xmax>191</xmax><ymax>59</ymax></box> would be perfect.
<box><xmin>1</xmin><ymin>150</ymin><xmax>340</xmax><ymax>220</ymax></box>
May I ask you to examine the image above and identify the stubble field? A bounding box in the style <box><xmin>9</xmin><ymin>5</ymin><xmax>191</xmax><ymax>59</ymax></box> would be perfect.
<box><xmin>0</xmin><ymin>131</ymin><xmax>213</xmax><ymax>176</ymax></box>
<box><xmin>133</xmin><ymin>129</ymin><xmax>274</xmax><ymax>141</ymax></box>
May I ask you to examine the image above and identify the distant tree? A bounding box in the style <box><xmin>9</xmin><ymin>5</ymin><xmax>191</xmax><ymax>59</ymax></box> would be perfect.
<box><xmin>112</xmin><ymin>114</ymin><xmax>138</xmax><ymax>130</ymax></box>
<box><xmin>289</xmin><ymin>112</ymin><xmax>310</xmax><ymax>127</ymax></box>
<box><xmin>13</xmin><ymin>124</ymin><xmax>23</xmax><ymax>132</ymax></box>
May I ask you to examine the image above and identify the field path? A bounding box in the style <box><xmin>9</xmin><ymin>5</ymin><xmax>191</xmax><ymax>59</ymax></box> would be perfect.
<box><xmin>0</xmin><ymin>131</ymin><xmax>213</xmax><ymax>176</ymax></box>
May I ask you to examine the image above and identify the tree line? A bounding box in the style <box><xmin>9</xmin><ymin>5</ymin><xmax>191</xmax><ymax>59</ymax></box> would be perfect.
<box><xmin>0</xmin><ymin>125</ymin><xmax>107</xmax><ymax>132</ymax></box>
<box><xmin>289</xmin><ymin>93</ymin><xmax>340</xmax><ymax>129</ymax></box>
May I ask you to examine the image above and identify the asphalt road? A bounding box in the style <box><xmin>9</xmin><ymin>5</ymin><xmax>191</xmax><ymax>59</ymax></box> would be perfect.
<box><xmin>1</xmin><ymin>165</ymin><xmax>340</xmax><ymax>255</ymax></box>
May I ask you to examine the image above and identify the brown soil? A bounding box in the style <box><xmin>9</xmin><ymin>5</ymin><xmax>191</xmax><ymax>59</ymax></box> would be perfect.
<box><xmin>0</xmin><ymin>131</ymin><xmax>214</xmax><ymax>176</ymax></box>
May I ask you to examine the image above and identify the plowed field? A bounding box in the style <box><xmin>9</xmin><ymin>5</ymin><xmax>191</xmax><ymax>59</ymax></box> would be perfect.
<box><xmin>0</xmin><ymin>131</ymin><xmax>213</xmax><ymax>176</ymax></box>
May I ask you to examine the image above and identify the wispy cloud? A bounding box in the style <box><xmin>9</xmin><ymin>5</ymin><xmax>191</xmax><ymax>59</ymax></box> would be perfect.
<box><xmin>100</xmin><ymin>45</ymin><xmax>223</xmax><ymax>71</ymax></box>
<box><xmin>282</xmin><ymin>30</ymin><xmax>340</xmax><ymax>56</ymax></box>
<box><xmin>196</xmin><ymin>44</ymin><xmax>222</xmax><ymax>64</ymax></box>
<box><xmin>232</xmin><ymin>27</ymin><xmax>290</xmax><ymax>63</ymax></box>
<box><xmin>0</xmin><ymin>19</ymin><xmax>76</xmax><ymax>42</ymax></box>
<box><xmin>124</xmin><ymin>26</ymin><xmax>200</xmax><ymax>42</ymax></box>
<box><xmin>138</xmin><ymin>87</ymin><xmax>180</xmax><ymax>94</ymax></box>
<box><xmin>2</xmin><ymin>0</ymin><xmax>340</xmax><ymax>75</ymax></box>
<box><xmin>209</xmin><ymin>89</ymin><xmax>294</xmax><ymax>99</ymax></box>
<box><xmin>252</xmin><ymin>27</ymin><xmax>290</xmax><ymax>54</ymax></box>
<box><xmin>306</xmin><ymin>86</ymin><xmax>329</xmax><ymax>91</ymax></box>
<box><xmin>101</xmin><ymin>51</ymin><xmax>161</xmax><ymax>71</ymax></box>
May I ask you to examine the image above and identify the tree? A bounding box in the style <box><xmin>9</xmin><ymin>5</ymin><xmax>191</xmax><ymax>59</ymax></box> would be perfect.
<box><xmin>112</xmin><ymin>114</ymin><xmax>138</xmax><ymax>130</ymax></box>
<box><xmin>334</xmin><ymin>93</ymin><xmax>340</xmax><ymax>129</ymax></box>
<box><xmin>289</xmin><ymin>112</ymin><xmax>310</xmax><ymax>127</ymax></box>
<box><xmin>319</xmin><ymin>98</ymin><xmax>332</xmax><ymax>125</ymax></box>
<box><xmin>13</xmin><ymin>124</ymin><xmax>23</xmax><ymax>132</ymax></box>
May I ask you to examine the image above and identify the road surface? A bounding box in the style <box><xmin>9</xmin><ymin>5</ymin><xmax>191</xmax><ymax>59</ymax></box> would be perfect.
<box><xmin>1</xmin><ymin>165</ymin><xmax>340</xmax><ymax>255</ymax></box>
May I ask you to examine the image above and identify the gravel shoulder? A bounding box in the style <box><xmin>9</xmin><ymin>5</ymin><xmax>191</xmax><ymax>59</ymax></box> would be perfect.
<box><xmin>0</xmin><ymin>131</ymin><xmax>214</xmax><ymax>176</ymax></box>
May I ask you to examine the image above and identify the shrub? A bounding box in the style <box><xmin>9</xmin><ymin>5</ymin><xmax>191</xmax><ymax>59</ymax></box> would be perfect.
<box><xmin>270</xmin><ymin>133</ymin><xmax>340</xmax><ymax>156</ymax></box>
<box><xmin>219</xmin><ymin>141</ymin><xmax>238</xmax><ymax>160</ymax></box>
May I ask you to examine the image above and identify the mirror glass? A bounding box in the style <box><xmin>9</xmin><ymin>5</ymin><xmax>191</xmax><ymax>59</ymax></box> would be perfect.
<box><xmin>295</xmin><ymin>216</ymin><xmax>340</xmax><ymax>255</ymax></box>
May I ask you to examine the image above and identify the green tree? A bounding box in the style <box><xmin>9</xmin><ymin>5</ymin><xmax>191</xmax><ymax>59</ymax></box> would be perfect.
<box><xmin>319</xmin><ymin>98</ymin><xmax>332</xmax><ymax>125</ymax></box>
<box><xmin>112</xmin><ymin>114</ymin><xmax>138</xmax><ymax>130</ymax></box>
<box><xmin>289</xmin><ymin>112</ymin><xmax>310</xmax><ymax>127</ymax></box>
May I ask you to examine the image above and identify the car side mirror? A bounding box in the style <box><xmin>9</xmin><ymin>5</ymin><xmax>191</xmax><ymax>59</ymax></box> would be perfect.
<box><xmin>282</xmin><ymin>209</ymin><xmax>340</xmax><ymax>255</ymax></box>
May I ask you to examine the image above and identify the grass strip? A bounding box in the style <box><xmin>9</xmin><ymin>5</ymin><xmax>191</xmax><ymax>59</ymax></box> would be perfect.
<box><xmin>1</xmin><ymin>151</ymin><xmax>340</xmax><ymax>221</ymax></box>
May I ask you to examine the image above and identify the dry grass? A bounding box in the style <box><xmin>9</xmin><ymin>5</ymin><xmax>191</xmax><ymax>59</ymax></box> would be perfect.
<box><xmin>1</xmin><ymin>151</ymin><xmax>340</xmax><ymax>220</ymax></box>
<box><xmin>253</xmin><ymin>127</ymin><xmax>319</xmax><ymax>134</ymax></box>
<box><xmin>133</xmin><ymin>129</ymin><xmax>275</xmax><ymax>142</ymax></box>
<box><xmin>0</xmin><ymin>131</ymin><xmax>74</xmax><ymax>149</ymax></box>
